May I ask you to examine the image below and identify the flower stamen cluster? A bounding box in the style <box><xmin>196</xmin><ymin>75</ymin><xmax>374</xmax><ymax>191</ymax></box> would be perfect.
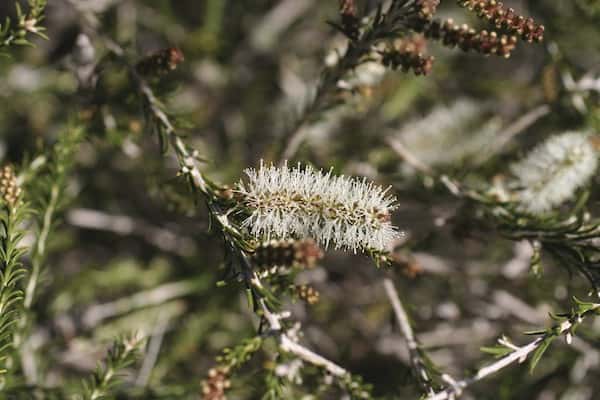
<box><xmin>510</xmin><ymin>132</ymin><xmax>599</xmax><ymax>215</ymax></box>
<box><xmin>237</xmin><ymin>162</ymin><xmax>399</xmax><ymax>252</ymax></box>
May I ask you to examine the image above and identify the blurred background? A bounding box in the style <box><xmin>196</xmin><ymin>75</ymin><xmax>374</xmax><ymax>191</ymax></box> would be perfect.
<box><xmin>1</xmin><ymin>0</ymin><xmax>600</xmax><ymax>398</ymax></box>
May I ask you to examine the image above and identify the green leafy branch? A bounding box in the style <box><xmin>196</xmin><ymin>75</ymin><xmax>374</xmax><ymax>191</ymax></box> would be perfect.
<box><xmin>425</xmin><ymin>297</ymin><xmax>600</xmax><ymax>400</ymax></box>
<box><xmin>79</xmin><ymin>333</ymin><xmax>145</xmax><ymax>400</ymax></box>
<box><xmin>276</xmin><ymin>0</ymin><xmax>429</xmax><ymax>161</ymax></box>
<box><xmin>0</xmin><ymin>182</ymin><xmax>29</xmax><ymax>379</ymax></box>
<box><xmin>24</xmin><ymin>127</ymin><xmax>85</xmax><ymax>309</ymax></box>
<box><xmin>0</xmin><ymin>0</ymin><xmax>48</xmax><ymax>54</ymax></box>
<box><xmin>468</xmin><ymin>189</ymin><xmax>600</xmax><ymax>294</ymax></box>
<box><xmin>98</xmin><ymin>38</ymin><xmax>374</xmax><ymax>399</ymax></box>
<box><xmin>415</xmin><ymin>172</ymin><xmax>600</xmax><ymax>295</ymax></box>
<box><xmin>217</xmin><ymin>336</ymin><xmax>263</xmax><ymax>371</ymax></box>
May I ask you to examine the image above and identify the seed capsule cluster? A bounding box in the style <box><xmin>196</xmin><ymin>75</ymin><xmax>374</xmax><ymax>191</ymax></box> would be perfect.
<box><xmin>296</xmin><ymin>284</ymin><xmax>320</xmax><ymax>305</ymax></box>
<box><xmin>458</xmin><ymin>0</ymin><xmax>545</xmax><ymax>43</ymax></box>
<box><xmin>414</xmin><ymin>18</ymin><xmax>518</xmax><ymax>58</ymax></box>
<box><xmin>0</xmin><ymin>165</ymin><xmax>21</xmax><ymax>208</ymax></box>
<box><xmin>382</xmin><ymin>35</ymin><xmax>434</xmax><ymax>76</ymax></box>
<box><xmin>251</xmin><ymin>239</ymin><xmax>323</xmax><ymax>269</ymax></box>
<box><xmin>201</xmin><ymin>366</ymin><xmax>231</xmax><ymax>400</ymax></box>
<box><xmin>417</xmin><ymin>0</ymin><xmax>441</xmax><ymax>20</ymax></box>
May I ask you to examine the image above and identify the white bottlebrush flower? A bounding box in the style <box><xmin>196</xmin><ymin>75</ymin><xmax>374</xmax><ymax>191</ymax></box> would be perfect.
<box><xmin>392</xmin><ymin>99</ymin><xmax>501</xmax><ymax>173</ymax></box>
<box><xmin>237</xmin><ymin>161</ymin><xmax>400</xmax><ymax>252</ymax></box>
<box><xmin>510</xmin><ymin>131</ymin><xmax>598</xmax><ymax>215</ymax></box>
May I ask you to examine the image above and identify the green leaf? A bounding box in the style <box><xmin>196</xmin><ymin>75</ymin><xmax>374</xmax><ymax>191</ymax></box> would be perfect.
<box><xmin>573</xmin><ymin>296</ymin><xmax>600</xmax><ymax>314</ymax></box>
<box><xmin>480</xmin><ymin>345</ymin><xmax>513</xmax><ymax>358</ymax></box>
<box><xmin>524</xmin><ymin>329</ymin><xmax>548</xmax><ymax>336</ymax></box>
<box><xmin>529</xmin><ymin>336</ymin><xmax>555</xmax><ymax>373</ymax></box>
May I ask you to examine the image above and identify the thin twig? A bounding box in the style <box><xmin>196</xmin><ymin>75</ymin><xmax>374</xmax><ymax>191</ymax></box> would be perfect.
<box><xmin>135</xmin><ymin>313</ymin><xmax>169</xmax><ymax>387</ymax></box>
<box><xmin>386</xmin><ymin>137</ymin><xmax>433</xmax><ymax>175</ymax></box>
<box><xmin>257</xmin><ymin>294</ymin><xmax>349</xmax><ymax>378</ymax></box>
<box><xmin>24</xmin><ymin>185</ymin><xmax>58</xmax><ymax>309</ymax></box>
<box><xmin>67</xmin><ymin>208</ymin><xmax>197</xmax><ymax>257</ymax></box>
<box><xmin>383</xmin><ymin>278</ymin><xmax>434</xmax><ymax>395</ymax></box>
<box><xmin>425</xmin><ymin>305</ymin><xmax>600</xmax><ymax>400</ymax></box>
<box><xmin>474</xmin><ymin>104</ymin><xmax>551</xmax><ymax>165</ymax></box>
<box><xmin>81</xmin><ymin>279</ymin><xmax>204</xmax><ymax>329</ymax></box>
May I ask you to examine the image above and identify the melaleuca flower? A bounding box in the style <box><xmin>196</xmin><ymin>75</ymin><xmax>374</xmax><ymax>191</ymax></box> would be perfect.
<box><xmin>510</xmin><ymin>132</ymin><xmax>598</xmax><ymax>215</ymax></box>
<box><xmin>237</xmin><ymin>162</ymin><xmax>400</xmax><ymax>252</ymax></box>
<box><xmin>391</xmin><ymin>99</ymin><xmax>500</xmax><ymax>174</ymax></box>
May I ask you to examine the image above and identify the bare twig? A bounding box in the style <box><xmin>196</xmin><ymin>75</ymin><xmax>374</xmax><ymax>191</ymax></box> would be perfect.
<box><xmin>383</xmin><ymin>278</ymin><xmax>434</xmax><ymax>395</ymax></box>
<box><xmin>67</xmin><ymin>208</ymin><xmax>197</xmax><ymax>256</ymax></box>
<box><xmin>254</xmin><ymin>274</ymin><xmax>349</xmax><ymax>378</ymax></box>
<box><xmin>81</xmin><ymin>279</ymin><xmax>204</xmax><ymax>329</ymax></box>
<box><xmin>474</xmin><ymin>104</ymin><xmax>551</xmax><ymax>165</ymax></box>
<box><xmin>386</xmin><ymin>137</ymin><xmax>433</xmax><ymax>175</ymax></box>
<box><xmin>135</xmin><ymin>313</ymin><xmax>169</xmax><ymax>387</ymax></box>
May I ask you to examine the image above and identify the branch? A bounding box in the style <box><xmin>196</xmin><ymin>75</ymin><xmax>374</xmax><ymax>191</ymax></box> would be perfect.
<box><xmin>383</xmin><ymin>278</ymin><xmax>434</xmax><ymax>395</ymax></box>
<box><xmin>254</xmin><ymin>274</ymin><xmax>349</xmax><ymax>378</ymax></box>
<box><xmin>80</xmin><ymin>279</ymin><xmax>205</xmax><ymax>330</ymax></box>
<box><xmin>425</xmin><ymin>301</ymin><xmax>600</xmax><ymax>400</ymax></box>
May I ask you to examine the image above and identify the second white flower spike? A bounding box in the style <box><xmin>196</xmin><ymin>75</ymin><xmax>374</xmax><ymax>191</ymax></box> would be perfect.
<box><xmin>511</xmin><ymin>132</ymin><xmax>598</xmax><ymax>215</ymax></box>
<box><xmin>237</xmin><ymin>161</ymin><xmax>400</xmax><ymax>252</ymax></box>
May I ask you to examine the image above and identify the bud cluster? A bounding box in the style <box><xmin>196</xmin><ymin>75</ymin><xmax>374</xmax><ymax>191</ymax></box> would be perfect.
<box><xmin>417</xmin><ymin>0</ymin><xmax>441</xmax><ymax>20</ymax></box>
<box><xmin>251</xmin><ymin>239</ymin><xmax>323</xmax><ymax>270</ymax></box>
<box><xmin>201</xmin><ymin>366</ymin><xmax>231</xmax><ymax>400</ymax></box>
<box><xmin>415</xmin><ymin>18</ymin><xmax>517</xmax><ymax>57</ymax></box>
<box><xmin>0</xmin><ymin>165</ymin><xmax>22</xmax><ymax>208</ymax></box>
<box><xmin>296</xmin><ymin>284</ymin><xmax>320</xmax><ymax>305</ymax></box>
<box><xmin>405</xmin><ymin>0</ymin><xmax>543</xmax><ymax>61</ymax></box>
<box><xmin>381</xmin><ymin>35</ymin><xmax>434</xmax><ymax>76</ymax></box>
<box><xmin>510</xmin><ymin>132</ymin><xmax>598</xmax><ymax>215</ymax></box>
<box><xmin>458</xmin><ymin>0</ymin><xmax>545</xmax><ymax>43</ymax></box>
